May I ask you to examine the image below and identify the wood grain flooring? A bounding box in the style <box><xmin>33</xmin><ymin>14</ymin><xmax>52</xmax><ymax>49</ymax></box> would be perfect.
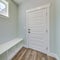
<box><xmin>12</xmin><ymin>47</ymin><xmax>56</xmax><ymax>60</ymax></box>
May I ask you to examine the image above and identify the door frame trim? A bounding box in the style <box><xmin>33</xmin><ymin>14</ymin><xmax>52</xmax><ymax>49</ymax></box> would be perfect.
<box><xmin>26</xmin><ymin>3</ymin><xmax>50</xmax><ymax>13</ymax></box>
<box><xmin>26</xmin><ymin>3</ymin><xmax>50</xmax><ymax>53</ymax></box>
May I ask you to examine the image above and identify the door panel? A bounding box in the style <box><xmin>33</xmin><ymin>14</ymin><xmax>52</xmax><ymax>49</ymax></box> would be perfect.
<box><xmin>26</xmin><ymin>7</ymin><xmax>49</xmax><ymax>53</ymax></box>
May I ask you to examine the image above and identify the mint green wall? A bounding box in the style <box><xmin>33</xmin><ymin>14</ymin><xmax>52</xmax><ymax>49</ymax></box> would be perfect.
<box><xmin>0</xmin><ymin>0</ymin><xmax>18</xmax><ymax>44</ymax></box>
<box><xmin>50</xmin><ymin>0</ymin><xmax>56</xmax><ymax>53</ymax></box>
<box><xmin>55</xmin><ymin>0</ymin><xmax>60</xmax><ymax>58</ymax></box>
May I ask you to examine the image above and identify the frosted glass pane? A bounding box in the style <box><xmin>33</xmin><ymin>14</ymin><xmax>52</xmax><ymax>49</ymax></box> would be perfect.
<box><xmin>0</xmin><ymin>2</ymin><xmax>5</xmax><ymax>11</ymax></box>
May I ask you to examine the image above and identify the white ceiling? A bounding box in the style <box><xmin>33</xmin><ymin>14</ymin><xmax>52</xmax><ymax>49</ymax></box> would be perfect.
<box><xmin>13</xmin><ymin>0</ymin><xmax>23</xmax><ymax>4</ymax></box>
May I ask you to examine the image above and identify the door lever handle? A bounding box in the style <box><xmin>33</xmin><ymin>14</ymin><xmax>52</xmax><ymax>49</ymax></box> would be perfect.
<box><xmin>28</xmin><ymin>29</ymin><xmax>30</xmax><ymax>30</ymax></box>
<box><xmin>28</xmin><ymin>29</ymin><xmax>31</xmax><ymax>33</ymax></box>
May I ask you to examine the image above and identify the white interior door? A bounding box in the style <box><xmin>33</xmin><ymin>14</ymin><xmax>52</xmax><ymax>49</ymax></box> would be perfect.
<box><xmin>26</xmin><ymin>5</ymin><xmax>50</xmax><ymax>53</ymax></box>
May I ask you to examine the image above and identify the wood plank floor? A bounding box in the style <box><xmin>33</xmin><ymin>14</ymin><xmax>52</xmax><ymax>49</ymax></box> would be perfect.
<box><xmin>12</xmin><ymin>47</ymin><xmax>56</xmax><ymax>60</ymax></box>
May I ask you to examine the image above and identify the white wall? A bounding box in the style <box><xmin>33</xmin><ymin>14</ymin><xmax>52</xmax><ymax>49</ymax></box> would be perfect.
<box><xmin>18</xmin><ymin>0</ymin><xmax>55</xmax><ymax>52</ymax></box>
<box><xmin>0</xmin><ymin>0</ymin><xmax>18</xmax><ymax>44</ymax></box>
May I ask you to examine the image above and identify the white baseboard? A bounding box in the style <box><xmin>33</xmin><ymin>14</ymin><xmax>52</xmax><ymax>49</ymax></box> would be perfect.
<box><xmin>47</xmin><ymin>52</ymin><xmax>59</xmax><ymax>60</ymax></box>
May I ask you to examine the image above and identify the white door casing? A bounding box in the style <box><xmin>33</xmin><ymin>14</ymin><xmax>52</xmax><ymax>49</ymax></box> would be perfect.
<box><xmin>26</xmin><ymin>4</ymin><xmax>50</xmax><ymax>53</ymax></box>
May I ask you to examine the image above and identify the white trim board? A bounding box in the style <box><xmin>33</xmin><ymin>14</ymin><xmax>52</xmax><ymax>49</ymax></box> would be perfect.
<box><xmin>26</xmin><ymin>3</ymin><xmax>50</xmax><ymax>13</ymax></box>
<box><xmin>47</xmin><ymin>53</ymin><xmax>60</xmax><ymax>60</ymax></box>
<box><xmin>0</xmin><ymin>38</ymin><xmax>23</xmax><ymax>55</ymax></box>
